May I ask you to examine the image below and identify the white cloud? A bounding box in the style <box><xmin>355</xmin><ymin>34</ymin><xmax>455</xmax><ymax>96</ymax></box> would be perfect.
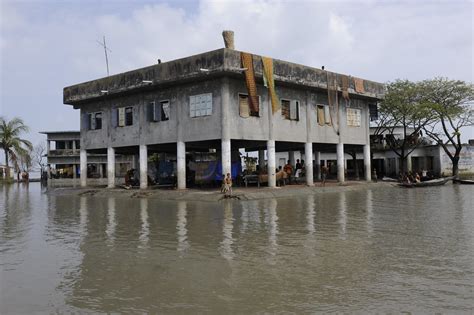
<box><xmin>0</xmin><ymin>0</ymin><xmax>472</xmax><ymax>150</ymax></box>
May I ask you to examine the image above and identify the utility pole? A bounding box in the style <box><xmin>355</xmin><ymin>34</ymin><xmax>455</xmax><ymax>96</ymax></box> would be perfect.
<box><xmin>97</xmin><ymin>35</ymin><xmax>111</xmax><ymax>76</ymax></box>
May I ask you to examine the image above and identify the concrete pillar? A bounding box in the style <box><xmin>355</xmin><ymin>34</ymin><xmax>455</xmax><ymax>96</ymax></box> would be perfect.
<box><xmin>47</xmin><ymin>140</ymin><xmax>51</xmax><ymax>155</ymax></box>
<box><xmin>258</xmin><ymin>150</ymin><xmax>265</xmax><ymax>167</ymax></box>
<box><xmin>337</xmin><ymin>142</ymin><xmax>345</xmax><ymax>183</ymax></box>
<box><xmin>315</xmin><ymin>151</ymin><xmax>321</xmax><ymax>180</ymax></box>
<box><xmin>364</xmin><ymin>144</ymin><xmax>371</xmax><ymax>181</ymax></box>
<box><xmin>73</xmin><ymin>164</ymin><xmax>77</xmax><ymax>180</ymax></box>
<box><xmin>139</xmin><ymin>144</ymin><xmax>148</xmax><ymax>189</ymax></box>
<box><xmin>221</xmin><ymin>139</ymin><xmax>231</xmax><ymax>178</ymax></box>
<box><xmin>80</xmin><ymin>149</ymin><xmax>87</xmax><ymax>187</ymax></box>
<box><xmin>407</xmin><ymin>154</ymin><xmax>413</xmax><ymax>172</ymax></box>
<box><xmin>72</xmin><ymin>140</ymin><xmax>76</xmax><ymax>153</ymax></box>
<box><xmin>289</xmin><ymin>151</ymin><xmax>295</xmax><ymax>166</ymax></box>
<box><xmin>107</xmin><ymin>147</ymin><xmax>115</xmax><ymax>188</ymax></box>
<box><xmin>305</xmin><ymin>143</ymin><xmax>314</xmax><ymax>186</ymax></box>
<box><xmin>177</xmin><ymin>141</ymin><xmax>186</xmax><ymax>189</ymax></box>
<box><xmin>98</xmin><ymin>163</ymin><xmax>104</xmax><ymax>178</ymax></box>
<box><xmin>267</xmin><ymin>140</ymin><xmax>276</xmax><ymax>187</ymax></box>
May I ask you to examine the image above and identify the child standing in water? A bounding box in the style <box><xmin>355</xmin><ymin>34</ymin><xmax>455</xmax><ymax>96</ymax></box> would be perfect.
<box><xmin>223</xmin><ymin>173</ymin><xmax>233</xmax><ymax>197</ymax></box>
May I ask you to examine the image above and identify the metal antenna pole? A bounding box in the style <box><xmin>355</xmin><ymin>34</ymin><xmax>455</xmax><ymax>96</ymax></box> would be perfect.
<box><xmin>97</xmin><ymin>36</ymin><xmax>111</xmax><ymax>76</ymax></box>
<box><xmin>103</xmin><ymin>36</ymin><xmax>109</xmax><ymax>76</ymax></box>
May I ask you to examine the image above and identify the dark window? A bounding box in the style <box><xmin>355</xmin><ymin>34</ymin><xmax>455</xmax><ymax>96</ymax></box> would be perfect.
<box><xmin>239</xmin><ymin>94</ymin><xmax>259</xmax><ymax>117</ymax></box>
<box><xmin>281</xmin><ymin>99</ymin><xmax>299</xmax><ymax>121</ymax></box>
<box><xmin>125</xmin><ymin>107</ymin><xmax>133</xmax><ymax>126</ymax></box>
<box><xmin>87</xmin><ymin>111</ymin><xmax>102</xmax><ymax>130</ymax></box>
<box><xmin>150</xmin><ymin>101</ymin><xmax>170</xmax><ymax>122</ymax></box>
<box><xmin>95</xmin><ymin>112</ymin><xmax>102</xmax><ymax>129</ymax></box>
<box><xmin>369</xmin><ymin>104</ymin><xmax>378</xmax><ymax>121</ymax></box>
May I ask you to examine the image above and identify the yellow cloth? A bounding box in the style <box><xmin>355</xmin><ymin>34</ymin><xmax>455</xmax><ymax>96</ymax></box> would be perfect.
<box><xmin>341</xmin><ymin>74</ymin><xmax>350</xmax><ymax>100</ymax></box>
<box><xmin>354</xmin><ymin>77</ymin><xmax>365</xmax><ymax>93</ymax></box>
<box><xmin>241</xmin><ymin>52</ymin><xmax>259</xmax><ymax>113</ymax></box>
<box><xmin>262</xmin><ymin>56</ymin><xmax>279</xmax><ymax>113</ymax></box>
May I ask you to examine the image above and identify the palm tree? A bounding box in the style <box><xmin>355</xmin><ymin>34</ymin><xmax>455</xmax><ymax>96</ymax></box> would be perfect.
<box><xmin>0</xmin><ymin>116</ymin><xmax>33</xmax><ymax>179</ymax></box>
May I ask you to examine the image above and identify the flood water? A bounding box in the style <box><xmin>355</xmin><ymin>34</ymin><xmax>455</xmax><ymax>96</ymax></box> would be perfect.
<box><xmin>1</xmin><ymin>183</ymin><xmax>473</xmax><ymax>313</ymax></box>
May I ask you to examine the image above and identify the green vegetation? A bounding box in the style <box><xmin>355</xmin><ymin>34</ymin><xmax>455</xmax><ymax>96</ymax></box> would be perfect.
<box><xmin>0</xmin><ymin>116</ymin><xmax>33</xmax><ymax>180</ymax></box>
<box><xmin>376</xmin><ymin>78</ymin><xmax>473</xmax><ymax>176</ymax></box>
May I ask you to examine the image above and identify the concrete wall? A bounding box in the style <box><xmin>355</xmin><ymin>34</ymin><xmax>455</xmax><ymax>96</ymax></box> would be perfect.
<box><xmin>227</xmin><ymin>78</ymin><xmax>370</xmax><ymax>144</ymax></box>
<box><xmin>80</xmin><ymin>79</ymin><xmax>223</xmax><ymax>150</ymax></box>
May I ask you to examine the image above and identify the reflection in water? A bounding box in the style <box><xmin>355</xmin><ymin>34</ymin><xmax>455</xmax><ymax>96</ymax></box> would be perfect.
<box><xmin>240</xmin><ymin>200</ymin><xmax>249</xmax><ymax>233</ymax></box>
<box><xmin>219</xmin><ymin>201</ymin><xmax>235</xmax><ymax>260</ymax></box>
<box><xmin>265</xmin><ymin>199</ymin><xmax>279</xmax><ymax>260</ymax></box>
<box><xmin>306</xmin><ymin>194</ymin><xmax>316</xmax><ymax>235</ymax></box>
<box><xmin>1</xmin><ymin>184</ymin><xmax>474</xmax><ymax>314</ymax></box>
<box><xmin>176</xmin><ymin>201</ymin><xmax>189</xmax><ymax>253</ymax></box>
<box><xmin>79</xmin><ymin>197</ymin><xmax>88</xmax><ymax>235</ymax></box>
<box><xmin>338</xmin><ymin>191</ymin><xmax>347</xmax><ymax>239</ymax></box>
<box><xmin>139</xmin><ymin>199</ymin><xmax>149</xmax><ymax>247</ymax></box>
<box><xmin>366</xmin><ymin>189</ymin><xmax>374</xmax><ymax>236</ymax></box>
<box><xmin>106</xmin><ymin>198</ymin><xmax>116</xmax><ymax>244</ymax></box>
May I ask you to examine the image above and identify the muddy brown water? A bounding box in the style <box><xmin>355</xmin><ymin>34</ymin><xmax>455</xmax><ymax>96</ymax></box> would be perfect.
<box><xmin>1</xmin><ymin>183</ymin><xmax>473</xmax><ymax>313</ymax></box>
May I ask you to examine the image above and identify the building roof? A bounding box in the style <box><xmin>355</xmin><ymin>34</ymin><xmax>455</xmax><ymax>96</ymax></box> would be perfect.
<box><xmin>39</xmin><ymin>131</ymin><xmax>80</xmax><ymax>135</ymax></box>
<box><xmin>64</xmin><ymin>48</ymin><xmax>385</xmax><ymax>107</ymax></box>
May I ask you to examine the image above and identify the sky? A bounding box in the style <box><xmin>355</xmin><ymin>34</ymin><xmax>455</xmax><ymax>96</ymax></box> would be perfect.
<box><xmin>1</xmin><ymin>0</ymin><xmax>473</xmax><ymax>164</ymax></box>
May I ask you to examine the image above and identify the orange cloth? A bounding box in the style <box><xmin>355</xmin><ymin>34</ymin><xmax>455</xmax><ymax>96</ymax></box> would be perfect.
<box><xmin>241</xmin><ymin>52</ymin><xmax>259</xmax><ymax>113</ymax></box>
<box><xmin>262</xmin><ymin>56</ymin><xmax>279</xmax><ymax>113</ymax></box>
<box><xmin>354</xmin><ymin>77</ymin><xmax>365</xmax><ymax>93</ymax></box>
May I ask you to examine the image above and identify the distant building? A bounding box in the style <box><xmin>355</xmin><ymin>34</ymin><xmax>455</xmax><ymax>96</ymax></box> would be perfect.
<box><xmin>41</xmin><ymin>131</ymin><xmax>133</xmax><ymax>186</ymax></box>
<box><xmin>0</xmin><ymin>165</ymin><xmax>14</xmax><ymax>180</ymax></box>
<box><xmin>64</xmin><ymin>38</ymin><xmax>384</xmax><ymax>189</ymax></box>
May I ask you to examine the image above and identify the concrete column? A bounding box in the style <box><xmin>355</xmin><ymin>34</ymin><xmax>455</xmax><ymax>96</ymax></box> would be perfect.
<box><xmin>315</xmin><ymin>151</ymin><xmax>321</xmax><ymax>180</ymax></box>
<box><xmin>364</xmin><ymin>144</ymin><xmax>371</xmax><ymax>181</ymax></box>
<box><xmin>305</xmin><ymin>143</ymin><xmax>314</xmax><ymax>186</ymax></box>
<box><xmin>337</xmin><ymin>142</ymin><xmax>345</xmax><ymax>183</ymax></box>
<box><xmin>47</xmin><ymin>140</ymin><xmax>51</xmax><ymax>155</ymax></box>
<box><xmin>73</xmin><ymin>164</ymin><xmax>77</xmax><ymax>180</ymax></box>
<box><xmin>72</xmin><ymin>140</ymin><xmax>76</xmax><ymax>153</ymax></box>
<box><xmin>221</xmin><ymin>77</ymin><xmax>231</xmax><ymax>179</ymax></box>
<box><xmin>289</xmin><ymin>151</ymin><xmax>295</xmax><ymax>166</ymax></box>
<box><xmin>98</xmin><ymin>163</ymin><xmax>104</xmax><ymax>178</ymax></box>
<box><xmin>258</xmin><ymin>150</ymin><xmax>265</xmax><ymax>167</ymax></box>
<box><xmin>221</xmin><ymin>139</ymin><xmax>231</xmax><ymax>179</ymax></box>
<box><xmin>267</xmin><ymin>140</ymin><xmax>276</xmax><ymax>187</ymax></box>
<box><xmin>407</xmin><ymin>154</ymin><xmax>413</xmax><ymax>172</ymax></box>
<box><xmin>395</xmin><ymin>157</ymin><xmax>400</xmax><ymax>174</ymax></box>
<box><xmin>80</xmin><ymin>149</ymin><xmax>87</xmax><ymax>187</ymax></box>
<box><xmin>139</xmin><ymin>144</ymin><xmax>148</xmax><ymax>189</ymax></box>
<box><xmin>107</xmin><ymin>147</ymin><xmax>115</xmax><ymax>188</ymax></box>
<box><xmin>177</xmin><ymin>141</ymin><xmax>186</xmax><ymax>189</ymax></box>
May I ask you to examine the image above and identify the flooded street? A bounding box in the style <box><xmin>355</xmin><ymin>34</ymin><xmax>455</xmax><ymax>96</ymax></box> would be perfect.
<box><xmin>1</xmin><ymin>183</ymin><xmax>473</xmax><ymax>313</ymax></box>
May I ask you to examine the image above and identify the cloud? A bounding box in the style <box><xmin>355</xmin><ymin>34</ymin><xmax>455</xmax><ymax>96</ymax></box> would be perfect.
<box><xmin>0</xmin><ymin>0</ymin><xmax>472</xmax><ymax>153</ymax></box>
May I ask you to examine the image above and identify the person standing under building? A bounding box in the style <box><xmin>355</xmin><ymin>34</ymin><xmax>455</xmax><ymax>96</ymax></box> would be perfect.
<box><xmin>321</xmin><ymin>164</ymin><xmax>328</xmax><ymax>187</ymax></box>
<box><xmin>222</xmin><ymin>173</ymin><xmax>233</xmax><ymax>198</ymax></box>
<box><xmin>283</xmin><ymin>160</ymin><xmax>293</xmax><ymax>184</ymax></box>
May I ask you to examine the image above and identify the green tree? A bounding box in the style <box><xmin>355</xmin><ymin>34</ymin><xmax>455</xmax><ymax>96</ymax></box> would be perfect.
<box><xmin>420</xmin><ymin>78</ymin><xmax>474</xmax><ymax>177</ymax></box>
<box><xmin>0</xmin><ymin>117</ymin><xmax>33</xmax><ymax>179</ymax></box>
<box><xmin>377</xmin><ymin>80</ymin><xmax>435</xmax><ymax>174</ymax></box>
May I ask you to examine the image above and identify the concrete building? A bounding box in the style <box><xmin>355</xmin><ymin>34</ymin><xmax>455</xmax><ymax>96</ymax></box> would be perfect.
<box><xmin>41</xmin><ymin>131</ymin><xmax>134</xmax><ymax>186</ymax></box>
<box><xmin>64</xmin><ymin>46</ymin><xmax>384</xmax><ymax>189</ymax></box>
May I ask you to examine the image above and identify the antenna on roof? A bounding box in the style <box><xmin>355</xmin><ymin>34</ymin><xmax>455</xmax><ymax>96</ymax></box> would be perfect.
<box><xmin>96</xmin><ymin>35</ymin><xmax>111</xmax><ymax>76</ymax></box>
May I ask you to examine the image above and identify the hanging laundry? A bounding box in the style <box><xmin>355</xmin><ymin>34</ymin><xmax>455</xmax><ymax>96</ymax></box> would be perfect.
<box><xmin>262</xmin><ymin>56</ymin><xmax>279</xmax><ymax>114</ymax></box>
<box><xmin>341</xmin><ymin>74</ymin><xmax>350</xmax><ymax>100</ymax></box>
<box><xmin>354</xmin><ymin>77</ymin><xmax>365</xmax><ymax>93</ymax></box>
<box><xmin>241</xmin><ymin>52</ymin><xmax>259</xmax><ymax>114</ymax></box>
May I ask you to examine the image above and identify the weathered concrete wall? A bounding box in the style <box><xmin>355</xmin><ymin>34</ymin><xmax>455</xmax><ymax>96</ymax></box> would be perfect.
<box><xmin>80</xmin><ymin>79</ymin><xmax>223</xmax><ymax>150</ymax></box>
<box><xmin>65</xmin><ymin>48</ymin><xmax>384</xmax><ymax>106</ymax></box>
<box><xmin>227</xmin><ymin>78</ymin><xmax>370</xmax><ymax>145</ymax></box>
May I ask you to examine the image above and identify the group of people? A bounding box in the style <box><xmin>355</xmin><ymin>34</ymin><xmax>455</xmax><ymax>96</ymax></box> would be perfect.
<box><xmin>399</xmin><ymin>171</ymin><xmax>422</xmax><ymax>184</ymax></box>
<box><xmin>282</xmin><ymin>159</ymin><xmax>305</xmax><ymax>184</ymax></box>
